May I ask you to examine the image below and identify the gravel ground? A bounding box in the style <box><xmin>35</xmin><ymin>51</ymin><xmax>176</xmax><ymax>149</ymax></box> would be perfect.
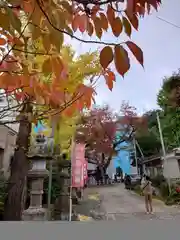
<box><xmin>73</xmin><ymin>187</ymin><xmax>107</xmax><ymax>220</ymax></box>
<box><xmin>74</xmin><ymin>184</ymin><xmax>180</xmax><ymax>221</ymax></box>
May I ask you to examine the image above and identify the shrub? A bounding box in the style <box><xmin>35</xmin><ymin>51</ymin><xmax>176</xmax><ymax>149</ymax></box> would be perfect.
<box><xmin>165</xmin><ymin>187</ymin><xmax>180</xmax><ymax>205</ymax></box>
<box><xmin>159</xmin><ymin>182</ymin><xmax>169</xmax><ymax>198</ymax></box>
<box><xmin>44</xmin><ymin>175</ymin><xmax>62</xmax><ymax>204</ymax></box>
<box><xmin>151</xmin><ymin>175</ymin><xmax>166</xmax><ymax>188</ymax></box>
<box><xmin>0</xmin><ymin>175</ymin><xmax>7</xmax><ymax>220</ymax></box>
<box><xmin>133</xmin><ymin>185</ymin><xmax>142</xmax><ymax>195</ymax></box>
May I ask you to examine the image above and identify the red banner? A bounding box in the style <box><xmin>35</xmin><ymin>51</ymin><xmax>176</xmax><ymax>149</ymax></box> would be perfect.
<box><xmin>71</xmin><ymin>143</ymin><xmax>85</xmax><ymax>188</ymax></box>
<box><xmin>83</xmin><ymin>160</ymin><xmax>88</xmax><ymax>180</ymax></box>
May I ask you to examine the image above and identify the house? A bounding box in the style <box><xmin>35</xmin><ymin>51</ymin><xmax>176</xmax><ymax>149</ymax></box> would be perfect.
<box><xmin>143</xmin><ymin>148</ymin><xmax>180</xmax><ymax>181</ymax></box>
<box><xmin>0</xmin><ymin>124</ymin><xmax>17</xmax><ymax>178</ymax></box>
<box><xmin>143</xmin><ymin>154</ymin><xmax>163</xmax><ymax>177</ymax></box>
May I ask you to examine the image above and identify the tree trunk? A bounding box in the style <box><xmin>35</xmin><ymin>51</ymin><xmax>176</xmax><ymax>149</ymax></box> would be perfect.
<box><xmin>104</xmin><ymin>154</ymin><xmax>112</xmax><ymax>170</ymax></box>
<box><xmin>3</xmin><ymin>102</ymin><xmax>32</xmax><ymax>221</ymax></box>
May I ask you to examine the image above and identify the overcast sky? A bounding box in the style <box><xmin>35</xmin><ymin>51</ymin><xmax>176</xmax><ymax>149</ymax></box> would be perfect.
<box><xmin>69</xmin><ymin>0</ymin><xmax>180</xmax><ymax>114</ymax></box>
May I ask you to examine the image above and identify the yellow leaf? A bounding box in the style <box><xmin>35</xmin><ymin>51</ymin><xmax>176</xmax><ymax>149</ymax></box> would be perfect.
<box><xmin>42</xmin><ymin>34</ymin><xmax>51</xmax><ymax>52</ymax></box>
<box><xmin>50</xmin><ymin>30</ymin><xmax>64</xmax><ymax>52</ymax></box>
<box><xmin>60</xmin><ymin>1</ymin><xmax>72</xmax><ymax>14</ymax></box>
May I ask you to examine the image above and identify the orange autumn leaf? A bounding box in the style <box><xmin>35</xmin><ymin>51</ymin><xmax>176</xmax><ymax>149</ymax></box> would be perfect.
<box><xmin>93</xmin><ymin>17</ymin><xmax>102</xmax><ymax>39</ymax></box>
<box><xmin>91</xmin><ymin>5</ymin><xmax>101</xmax><ymax>19</ymax></box>
<box><xmin>78</xmin><ymin>14</ymin><xmax>88</xmax><ymax>33</ymax></box>
<box><xmin>0</xmin><ymin>38</ymin><xmax>6</xmax><ymax>45</ymax></box>
<box><xmin>87</xmin><ymin>20</ymin><xmax>94</xmax><ymax>36</ymax></box>
<box><xmin>63</xmin><ymin>105</ymin><xmax>75</xmax><ymax>117</ymax></box>
<box><xmin>104</xmin><ymin>70</ymin><xmax>115</xmax><ymax>91</ymax></box>
<box><xmin>111</xmin><ymin>17</ymin><xmax>123</xmax><ymax>37</ymax></box>
<box><xmin>114</xmin><ymin>45</ymin><xmax>130</xmax><ymax>77</ymax></box>
<box><xmin>122</xmin><ymin>16</ymin><xmax>132</xmax><ymax>37</ymax></box>
<box><xmin>126</xmin><ymin>41</ymin><xmax>144</xmax><ymax>67</ymax></box>
<box><xmin>100</xmin><ymin>13</ymin><xmax>108</xmax><ymax>31</ymax></box>
<box><xmin>22</xmin><ymin>0</ymin><xmax>34</xmax><ymax>13</ymax></box>
<box><xmin>106</xmin><ymin>70</ymin><xmax>116</xmax><ymax>82</ymax></box>
<box><xmin>126</xmin><ymin>0</ymin><xmax>135</xmax><ymax>18</ymax></box>
<box><xmin>125</xmin><ymin>11</ymin><xmax>139</xmax><ymax>30</ymax></box>
<box><xmin>13</xmin><ymin>37</ymin><xmax>24</xmax><ymax>46</ymax></box>
<box><xmin>107</xmin><ymin>4</ymin><xmax>115</xmax><ymax>23</ymax></box>
<box><xmin>72</xmin><ymin>14</ymin><xmax>88</xmax><ymax>33</ymax></box>
<box><xmin>72</xmin><ymin>14</ymin><xmax>79</xmax><ymax>32</ymax></box>
<box><xmin>100</xmin><ymin>46</ymin><xmax>113</xmax><ymax>69</ymax></box>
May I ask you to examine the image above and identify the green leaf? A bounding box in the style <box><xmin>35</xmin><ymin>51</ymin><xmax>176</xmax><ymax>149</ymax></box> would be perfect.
<box><xmin>6</xmin><ymin>7</ymin><xmax>22</xmax><ymax>34</ymax></box>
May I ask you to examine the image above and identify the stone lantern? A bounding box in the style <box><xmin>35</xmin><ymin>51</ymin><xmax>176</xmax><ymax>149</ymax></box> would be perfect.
<box><xmin>22</xmin><ymin>134</ymin><xmax>52</xmax><ymax>221</ymax></box>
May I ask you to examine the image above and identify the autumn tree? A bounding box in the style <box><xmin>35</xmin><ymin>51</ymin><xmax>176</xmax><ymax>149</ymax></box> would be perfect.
<box><xmin>0</xmin><ymin>0</ymin><xmax>161</xmax><ymax>220</ymax></box>
<box><xmin>76</xmin><ymin>102</ymin><xmax>146</xmax><ymax>170</ymax></box>
<box><xmin>44</xmin><ymin>111</ymin><xmax>81</xmax><ymax>158</ymax></box>
<box><xmin>2</xmin><ymin>45</ymin><xmax>101</xmax><ymax>220</ymax></box>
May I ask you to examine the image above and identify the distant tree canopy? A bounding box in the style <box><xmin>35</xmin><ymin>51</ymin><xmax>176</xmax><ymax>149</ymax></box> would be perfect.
<box><xmin>157</xmin><ymin>70</ymin><xmax>180</xmax><ymax>150</ymax></box>
<box><xmin>136</xmin><ymin>70</ymin><xmax>180</xmax><ymax>158</ymax></box>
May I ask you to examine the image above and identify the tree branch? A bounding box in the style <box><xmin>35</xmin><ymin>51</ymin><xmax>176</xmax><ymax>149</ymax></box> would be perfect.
<box><xmin>36</xmin><ymin>0</ymin><xmax>123</xmax><ymax>47</ymax></box>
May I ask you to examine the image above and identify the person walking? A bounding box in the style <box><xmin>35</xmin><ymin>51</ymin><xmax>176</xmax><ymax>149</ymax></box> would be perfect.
<box><xmin>141</xmin><ymin>175</ymin><xmax>153</xmax><ymax>214</ymax></box>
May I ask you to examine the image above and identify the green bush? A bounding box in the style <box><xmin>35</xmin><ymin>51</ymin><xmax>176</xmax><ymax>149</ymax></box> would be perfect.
<box><xmin>159</xmin><ymin>182</ymin><xmax>169</xmax><ymax>198</ymax></box>
<box><xmin>44</xmin><ymin>175</ymin><xmax>62</xmax><ymax>204</ymax></box>
<box><xmin>0</xmin><ymin>176</ymin><xmax>7</xmax><ymax>220</ymax></box>
<box><xmin>133</xmin><ymin>185</ymin><xmax>142</xmax><ymax>194</ymax></box>
<box><xmin>165</xmin><ymin>188</ymin><xmax>180</xmax><ymax>205</ymax></box>
<box><xmin>151</xmin><ymin>175</ymin><xmax>166</xmax><ymax>188</ymax></box>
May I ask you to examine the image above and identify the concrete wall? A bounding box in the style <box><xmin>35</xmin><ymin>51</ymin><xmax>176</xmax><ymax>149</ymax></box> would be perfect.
<box><xmin>163</xmin><ymin>154</ymin><xmax>180</xmax><ymax>179</ymax></box>
<box><xmin>0</xmin><ymin>125</ymin><xmax>17</xmax><ymax>178</ymax></box>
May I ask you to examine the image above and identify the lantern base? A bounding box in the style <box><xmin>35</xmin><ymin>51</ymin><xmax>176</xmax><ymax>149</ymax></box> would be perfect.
<box><xmin>22</xmin><ymin>207</ymin><xmax>48</xmax><ymax>221</ymax></box>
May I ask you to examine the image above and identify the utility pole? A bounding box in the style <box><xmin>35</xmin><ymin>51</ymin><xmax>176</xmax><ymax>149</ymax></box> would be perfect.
<box><xmin>136</xmin><ymin>140</ymin><xmax>146</xmax><ymax>174</ymax></box>
<box><xmin>156</xmin><ymin>112</ymin><xmax>171</xmax><ymax>194</ymax></box>
<box><xmin>133</xmin><ymin>136</ymin><xmax>138</xmax><ymax>175</ymax></box>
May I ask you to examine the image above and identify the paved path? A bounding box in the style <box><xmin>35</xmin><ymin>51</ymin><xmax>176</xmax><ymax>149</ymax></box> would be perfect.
<box><xmin>86</xmin><ymin>184</ymin><xmax>180</xmax><ymax>221</ymax></box>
